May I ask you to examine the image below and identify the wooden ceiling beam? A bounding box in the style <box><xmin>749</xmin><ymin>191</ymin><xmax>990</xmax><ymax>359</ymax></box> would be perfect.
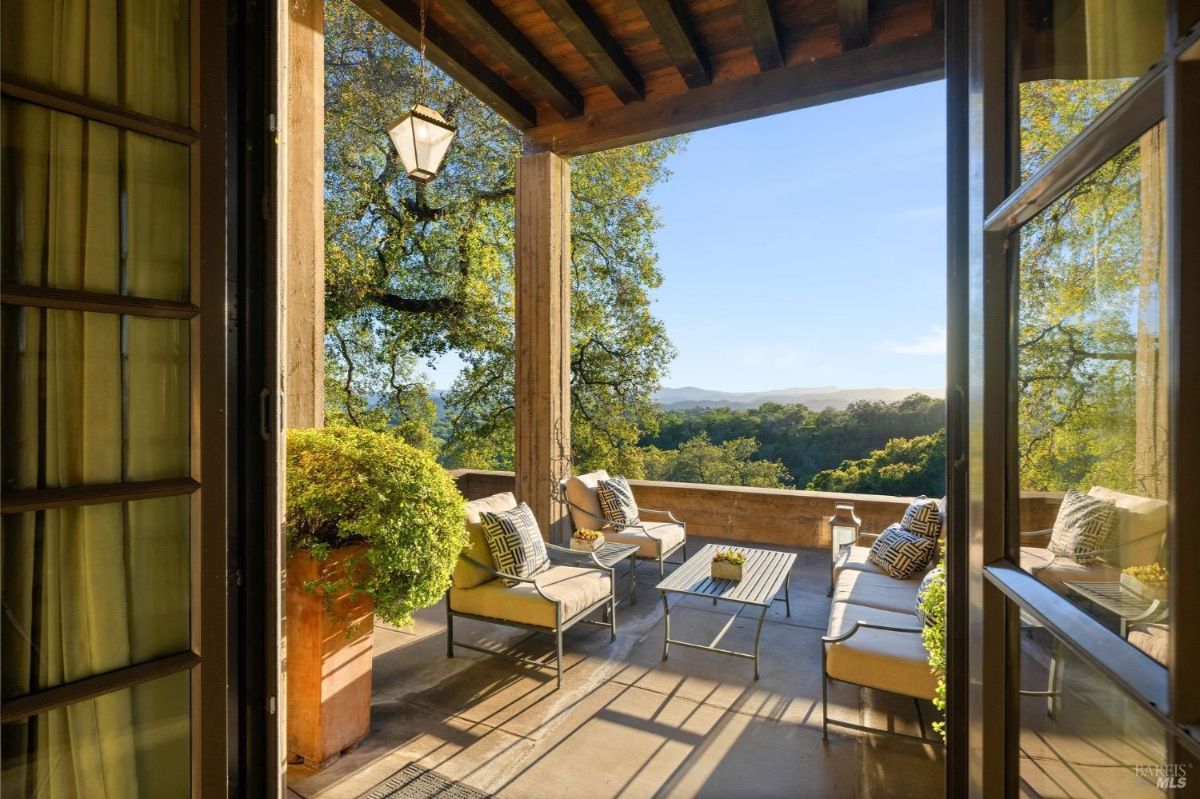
<box><xmin>838</xmin><ymin>0</ymin><xmax>870</xmax><ymax>51</ymax></box>
<box><xmin>437</xmin><ymin>0</ymin><xmax>584</xmax><ymax>118</ymax></box>
<box><xmin>739</xmin><ymin>0</ymin><xmax>784</xmax><ymax>71</ymax></box>
<box><xmin>535</xmin><ymin>0</ymin><xmax>644</xmax><ymax>103</ymax></box>
<box><xmin>523</xmin><ymin>32</ymin><xmax>943</xmax><ymax>155</ymax></box>
<box><xmin>634</xmin><ymin>0</ymin><xmax>711</xmax><ymax>89</ymax></box>
<box><xmin>353</xmin><ymin>0</ymin><xmax>537</xmax><ymax>128</ymax></box>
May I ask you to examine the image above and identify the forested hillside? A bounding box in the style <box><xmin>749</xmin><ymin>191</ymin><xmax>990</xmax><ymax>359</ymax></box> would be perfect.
<box><xmin>639</xmin><ymin>394</ymin><xmax>945</xmax><ymax>491</ymax></box>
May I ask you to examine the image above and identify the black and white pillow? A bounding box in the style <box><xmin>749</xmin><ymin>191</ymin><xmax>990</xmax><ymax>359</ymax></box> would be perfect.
<box><xmin>901</xmin><ymin>495</ymin><xmax>943</xmax><ymax>540</ymax></box>
<box><xmin>480</xmin><ymin>503</ymin><xmax>550</xmax><ymax>587</ymax></box>
<box><xmin>597</xmin><ymin>476</ymin><xmax>641</xmax><ymax>527</ymax></box>
<box><xmin>868</xmin><ymin>525</ymin><xmax>937</xmax><ymax>579</ymax></box>
<box><xmin>1048</xmin><ymin>489</ymin><xmax>1118</xmax><ymax>565</ymax></box>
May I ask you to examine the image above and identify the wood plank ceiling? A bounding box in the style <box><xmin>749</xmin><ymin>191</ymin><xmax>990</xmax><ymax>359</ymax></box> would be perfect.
<box><xmin>352</xmin><ymin>0</ymin><xmax>944</xmax><ymax>154</ymax></box>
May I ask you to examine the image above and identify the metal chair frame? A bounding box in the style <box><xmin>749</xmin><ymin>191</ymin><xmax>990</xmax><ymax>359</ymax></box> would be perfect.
<box><xmin>446</xmin><ymin>545</ymin><xmax>616</xmax><ymax>688</ymax></box>
<box><xmin>821</xmin><ymin>619</ymin><xmax>944</xmax><ymax>747</ymax></box>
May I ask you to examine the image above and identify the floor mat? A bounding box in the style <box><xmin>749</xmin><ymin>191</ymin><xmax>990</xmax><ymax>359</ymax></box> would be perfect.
<box><xmin>358</xmin><ymin>764</ymin><xmax>492</xmax><ymax>799</ymax></box>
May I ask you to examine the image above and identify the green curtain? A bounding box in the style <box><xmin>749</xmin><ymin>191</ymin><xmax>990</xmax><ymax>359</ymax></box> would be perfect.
<box><xmin>1</xmin><ymin>0</ymin><xmax>191</xmax><ymax>796</ymax></box>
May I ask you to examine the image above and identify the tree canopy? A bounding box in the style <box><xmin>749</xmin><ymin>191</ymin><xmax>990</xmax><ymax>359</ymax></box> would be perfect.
<box><xmin>323</xmin><ymin>0</ymin><xmax>679</xmax><ymax>473</ymax></box>
<box><xmin>807</xmin><ymin>429</ymin><xmax>946</xmax><ymax>496</ymax></box>
<box><xmin>641</xmin><ymin>394</ymin><xmax>945</xmax><ymax>488</ymax></box>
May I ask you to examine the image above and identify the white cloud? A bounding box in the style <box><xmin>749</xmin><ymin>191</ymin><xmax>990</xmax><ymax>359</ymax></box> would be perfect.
<box><xmin>881</xmin><ymin>326</ymin><xmax>946</xmax><ymax>356</ymax></box>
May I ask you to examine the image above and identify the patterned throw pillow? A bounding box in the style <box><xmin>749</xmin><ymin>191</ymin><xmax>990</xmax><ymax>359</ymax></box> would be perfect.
<box><xmin>597</xmin><ymin>476</ymin><xmax>641</xmax><ymax>527</ymax></box>
<box><xmin>868</xmin><ymin>525</ymin><xmax>937</xmax><ymax>579</ymax></box>
<box><xmin>901</xmin><ymin>495</ymin><xmax>943</xmax><ymax>539</ymax></box>
<box><xmin>480</xmin><ymin>503</ymin><xmax>550</xmax><ymax>587</ymax></box>
<box><xmin>1048</xmin><ymin>489</ymin><xmax>1118</xmax><ymax>565</ymax></box>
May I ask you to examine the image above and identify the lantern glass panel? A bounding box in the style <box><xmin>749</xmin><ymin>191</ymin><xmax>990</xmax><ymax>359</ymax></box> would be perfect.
<box><xmin>831</xmin><ymin>524</ymin><xmax>858</xmax><ymax>562</ymax></box>
<box><xmin>388</xmin><ymin>105</ymin><xmax>455</xmax><ymax>184</ymax></box>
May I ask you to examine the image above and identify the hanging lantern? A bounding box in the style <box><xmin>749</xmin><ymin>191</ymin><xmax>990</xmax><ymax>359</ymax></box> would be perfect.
<box><xmin>388</xmin><ymin>105</ymin><xmax>456</xmax><ymax>184</ymax></box>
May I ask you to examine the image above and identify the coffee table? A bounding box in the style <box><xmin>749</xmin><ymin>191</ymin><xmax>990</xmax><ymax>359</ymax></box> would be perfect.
<box><xmin>656</xmin><ymin>544</ymin><xmax>795</xmax><ymax>680</ymax></box>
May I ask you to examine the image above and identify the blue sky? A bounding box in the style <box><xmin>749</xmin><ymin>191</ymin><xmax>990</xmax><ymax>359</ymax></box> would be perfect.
<box><xmin>429</xmin><ymin>80</ymin><xmax>946</xmax><ymax>392</ymax></box>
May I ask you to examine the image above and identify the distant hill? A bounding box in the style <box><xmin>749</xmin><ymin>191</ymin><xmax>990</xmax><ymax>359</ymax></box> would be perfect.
<box><xmin>652</xmin><ymin>385</ymin><xmax>944</xmax><ymax>411</ymax></box>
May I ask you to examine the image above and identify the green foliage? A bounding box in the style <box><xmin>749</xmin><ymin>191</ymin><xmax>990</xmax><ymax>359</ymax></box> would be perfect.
<box><xmin>324</xmin><ymin>0</ymin><xmax>679</xmax><ymax>474</ymax></box>
<box><xmin>807</xmin><ymin>429</ymin><xmax>946</xmax><ymax>496</ymax></box>
<box><xmin>918</xmin><ymin>558</ymin><xmax>946</xmax><ymax>740</ymax></box>
<box><xmin>286</xmin><ymin>426</ymin><xmax>467</xmax><ymax>626</ymax></box>
<box><xmin>642</xmin><ymin>395</ymin><xmax>944</xmax><ymax>488</ymax></box>
<box><xmin>641</xmin><ymin>434</ymin><xmax>791</xmax><ymax>489</ymax></box>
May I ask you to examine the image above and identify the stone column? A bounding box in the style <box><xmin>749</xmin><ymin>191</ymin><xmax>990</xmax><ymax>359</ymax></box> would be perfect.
<box><xmin>285</xmin><ymin>0</ymin><xmax>325</xmax><ymax>429</ymax></box>
<box><xmin>515</xmin><ymin>151</ymin><xmax>571</xmax><ymax>540</ymax></box>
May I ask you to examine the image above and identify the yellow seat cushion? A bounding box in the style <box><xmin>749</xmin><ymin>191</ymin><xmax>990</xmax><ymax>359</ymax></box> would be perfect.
<box><xmin>605</xmin><ymin>521</ymin><xmax>685</xmax><ymax>558</ymax></box>
<box><xmin>826</xmin><ymin>602</ymin><xmax>936</xmax><ymax>700</ymax></box>
<box><xmin>449</xmin><ymin>565</ymin><xmax>612</xmax><ymax>628</ymax></box>
<box><xmin>453</xmin><ymin>492</ymin><xmax>517</xmax><ymax>589</ymax></box>
<box><xmin>831</xmin><ymin>569</ymin><xmax>923</xmax><ymax>616</ymax></box>
<box><xmin>1020</xmin><ymin>546</ymin><xmax>1120</xmax><ymax>596</ymax></box>
<box><xmin>832</xmin><ymin>545</ymin><xmax>884</xmax><ymax>580</ymax></box>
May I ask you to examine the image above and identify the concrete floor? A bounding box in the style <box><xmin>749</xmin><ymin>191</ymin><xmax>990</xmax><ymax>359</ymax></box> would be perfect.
<box><xmin>288</xmin><ymin>539</ymin><xmax>944</xmax><ymax>799</ymax></box>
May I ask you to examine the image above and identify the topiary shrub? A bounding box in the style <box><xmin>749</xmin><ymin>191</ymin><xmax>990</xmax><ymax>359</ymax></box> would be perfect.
<box><xmin>286</xmin><ymin>426</ymin><xmax>467</xmax><ymax>627</ymax></box>
<box><xmin>918</xmin><ymin>556</ymin><xmax>947</xmax><ymax>740</ymax></box>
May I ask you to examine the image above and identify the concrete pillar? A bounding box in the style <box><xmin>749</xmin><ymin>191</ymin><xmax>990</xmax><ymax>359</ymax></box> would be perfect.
<box><xmin>514</xmin><ymin>151</ymin><xmax>571</xmax><ymax>540</ymax></box>
<box><xmin>284</xmin><ymin>0</ymin><xmax>325</xmax><ymax>429</ymax></box>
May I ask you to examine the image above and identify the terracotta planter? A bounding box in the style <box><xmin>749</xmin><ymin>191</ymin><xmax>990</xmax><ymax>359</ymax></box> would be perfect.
<box><xmin>287</xmin><ymin>545</ymin><xmax>374</xmax><ymax>769</ymax></box>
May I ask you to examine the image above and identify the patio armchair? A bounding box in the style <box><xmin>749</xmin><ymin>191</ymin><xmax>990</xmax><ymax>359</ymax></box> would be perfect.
<box><xmin>561</xmin><ymin>470</ymin><xmax>688</xmax><ymax>578</ymax></box>
<box><xmin>1018</xmin><ymin>486</ymin><xmax>1167</xmax><ymax>596</ymax></box>
<box><xmin>446</xmin><ymin>492</ymin><xmax>617</xmax><ymax>688</ymax></box>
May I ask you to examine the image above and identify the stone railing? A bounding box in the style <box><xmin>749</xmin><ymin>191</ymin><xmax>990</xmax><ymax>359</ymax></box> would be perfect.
<box><xmin>450</xmin><ymin>469</ymin><xmax>1067</xmax><ymax>550</ymax></box>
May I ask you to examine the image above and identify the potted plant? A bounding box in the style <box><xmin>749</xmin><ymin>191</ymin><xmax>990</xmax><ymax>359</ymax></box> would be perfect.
<box><xmin>918</xmin><ymin>558</ymin><xmax>946</xmax><ymax>741</ymax></box>
<box><xmin>571</xmin><ymin>528</ymin><xmax>605</xmax><ymax>552</ymax></box>
<box><xmin>711</xmin><ymin>550</ymin><xmax>746</xmax><ymax>581</ymax></box>
<box><xmin>1121</xmin><ymin>564</ymin><xmax>1168</xmax><ymax>601</ymax></box>
<box><xmin>286</xmin><ymin>427</ymin><xmax>466</xmax><ymax>769</ymax></box>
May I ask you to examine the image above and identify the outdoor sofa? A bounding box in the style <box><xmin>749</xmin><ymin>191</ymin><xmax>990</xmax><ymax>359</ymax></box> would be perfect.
<box><xmin>821</xmin><ymin>508</ymin><xmax>941</xmax><ymax>744</ymax></box>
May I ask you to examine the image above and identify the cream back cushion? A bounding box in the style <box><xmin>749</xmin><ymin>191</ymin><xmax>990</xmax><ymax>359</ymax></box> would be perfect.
<box><xmin>453</xmin><ymin>492</ymin><xmax>517</xmax><ymax>589</ymax></box>
<box><xmin>565</xmin><ymin>470</ymin><xmax>610</xmax><ymax>531</ymax></box>
<box><xmin>1087</xmin><ymin>486</ymin><xmax>1167</xmax><ymax>568</ymax></box>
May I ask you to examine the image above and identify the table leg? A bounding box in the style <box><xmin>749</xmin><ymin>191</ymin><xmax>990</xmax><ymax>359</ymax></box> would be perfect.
<box><xmin>753</xmin><ymin>604</ymin><xmax>769</xmax><ymax>680</ymax></box>
<box><xmin>661</xmin><ymin>591</ymin><xmax>671</xmax><ymax>661</ymax></box>
<box><xmin>784</xmin><ymin>573</ymin><xmax>792</xmax><ymax>618</ymax></box>
<box><xmin>630</xmin><ymin>558</ymin><xmax>638</xmax><ymax>605</ymax></box>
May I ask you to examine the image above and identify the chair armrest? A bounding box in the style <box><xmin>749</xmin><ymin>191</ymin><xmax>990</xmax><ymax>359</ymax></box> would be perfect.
<box><xmin>545</xmin><ymin>543</ymin><xmax>606</xmax><ymax>570</ymax></box>
<box><xmin>855</xmin><ymin>532</ymin><xmax>880</xmax><ymax>547</ymax></box>
<box><xmin>456</xmin><ymin>554</ymin><xmax>558</xmax><ymax>604</ymax></box>
<box><xmin>638</xmin><ymin>507</ymin><xmax>683</xmax><ymax>525</ymax></box>
<box><xmin>822</xmin><ymin>620</ymin><xmax>924</xmax><ymax>645</ymax></box>
<box><xmin>559</xmin><ymin>497</ymin><xmax>648</xmax><ymax>533</ymax></box>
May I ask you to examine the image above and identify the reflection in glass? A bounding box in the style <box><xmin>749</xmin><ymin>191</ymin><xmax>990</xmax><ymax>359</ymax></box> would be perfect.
<box><xmin>0</xmin><ymin>99</ymin><xmax>190</xmax><ymax>302</ymax></box>
<box><xmin>1</xmin><ymin>496</ymin><xmax>191</xmax><ymax>700</ymax></box>
<box><xmin>1016</xmin><ymin>127</ymin><xmax>1169</xmax><ymax>662</ymax></box>
<box><xmin>0</xmin><ymin>670</ymin><xmax>190</xmax><ymax>798</ymax></box>
<box><xmin>1</xmin><ymin>309</ymin><xmax>191</xmax><ymax>491</ymax></box>
<box><xmin>0</xmin><ymin>0</ymin><xmax>189</xmax><ymax>125</ymax></box>
<box><xmin>1015</xmin><ymin>0</ymin><xmax>1165</xmax><ymax>180</ymax></box>
<box><xmin>1018</xmin><ymin>627</ymin><xmax>1171</xmax><ymax>797</ymax></box>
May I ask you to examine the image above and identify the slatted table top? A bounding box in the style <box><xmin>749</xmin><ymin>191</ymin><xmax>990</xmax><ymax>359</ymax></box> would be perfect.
<box><xmin>656</xmin><ymin>544</ymin><xmax>796</xmax><ymax>607</ymax></box>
